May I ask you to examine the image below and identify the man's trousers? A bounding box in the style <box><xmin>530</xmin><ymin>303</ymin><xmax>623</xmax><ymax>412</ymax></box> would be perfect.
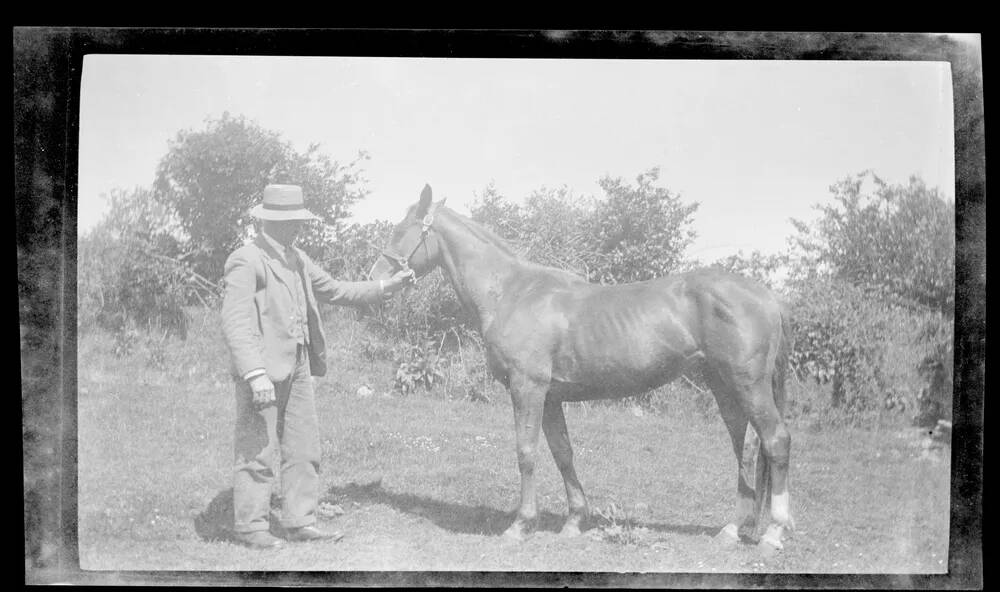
<box><xmin>232</xmin><ymin>345</ymin><xmax>321</xmax><ymax>533</ymax></box>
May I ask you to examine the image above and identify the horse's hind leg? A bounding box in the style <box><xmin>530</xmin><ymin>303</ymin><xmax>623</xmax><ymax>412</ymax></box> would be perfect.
<box><xmin>704</xmin><ymin>367</ymin><xmax>757</xmax><ymax>547</ymax></box>
<box><xmin>742</xmin><ymin>380</ymin><xmax>794</xmax><ymax>555</ymax></box>
<box><xmin>542</xmin><ymin>397</ymin><xmax>589</xmax><ymax>536</ymax></box>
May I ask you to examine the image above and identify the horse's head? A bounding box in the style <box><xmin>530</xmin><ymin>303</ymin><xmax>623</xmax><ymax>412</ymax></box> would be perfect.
<box><xmin>369</xmin><ymin>184</ymin><xmax>446</xmax><ymax>282</ymax></box>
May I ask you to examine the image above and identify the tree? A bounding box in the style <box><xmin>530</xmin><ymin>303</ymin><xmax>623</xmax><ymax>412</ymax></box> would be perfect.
<box><xmin>154</xmin><ymin>112</ymin><xmax>369</xmax><ymax>281</ymax></box>
<box><xmin>790</xmin><ymin>171</ymin><xmax>954</xmax><ymax>314</ymax></box>
<box><xmin>469</xmin><ymin>184</ymin><xmax>604</xmax><ymax>278</ymax></box>
<box><xmin>325</xmin><ymin>220</ymin><xmax>395</xmax><ymax>281</ymax></box>
<box><xmin>709</xmin><ymin>250</ymin><xmax>789</xmax><ymax>290</ymax></box>
<box><xmin>786</xmin><ymin>277</ymin><xmax>904</xmax><ymax>411</ymax></box>
<box><xmin>469</xmin><ymin>170</ymin><xmax>699</xmax><ymax>285</ymax></box>
<box><xmin>787</xmin><ymin>172</ymin><xmax>955</xmax><ymax>421</ymax></box>
<box><xmin>78</xmin><ymin>187</ymin><xmax>197</xmax><ymax>337</ymax></box>
<box><xmin>591</xmin><ymin>168</ymin><xmax>699</xmax><ymax>284</ymax></box>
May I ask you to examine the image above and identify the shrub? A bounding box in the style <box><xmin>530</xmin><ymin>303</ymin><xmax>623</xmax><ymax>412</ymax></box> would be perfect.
<box><xmin>786</xmin><ymin>277</ymin><xmax>930</xmax><ymax>417</ymax></box>
<box><xmin>469</xmin><ymin>183</ymin><xmax>604</xmax><ymax>278</ymax></box>
<box><xmin>78</xmin><ymin>187</ymin><xmax>208</xmax><ymax>338</ymax></box>
<box><xmin>321</xmin><ymin>220</ymin><xmax>395</xmax><ymax>281</ymax></box>
<box><xmin>393</xmin><ymin>340</ymin><xmax>446</xmax><ymax>396</ymax></box>
<box><xmin>913</xmin><ymin>313</ymin><xmax>954</xmax><ymax>426</ymax></box>
<box><xmin>786</xmin><ymin>172</ymin><xmax>955</xmax><ymax>424</ymax></box>
<box><xmin>590</xmin><ymin>168</ymin><xmax>698</xmax><ymax>284</ymax></box>
<box><xmin>468</xmin><ymin>170</ymin><xmax>699</xmax><ymax>285</ymax></box>
<box><xmin>790</xmin><ymin>171</ymin><xmax>954</xmax><ymax>315</ymax></box>
<box><xmin>154</xmin><ymin>112</ymin><xmax>369</xmax><ymax>280</ymax></box>
<box><xmin>708</xmin><ymin>250</ymin><xmax>789</xmax><ymax>290</ymax></box>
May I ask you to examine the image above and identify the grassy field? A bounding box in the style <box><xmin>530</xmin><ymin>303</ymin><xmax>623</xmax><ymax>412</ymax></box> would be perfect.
<box><xmin>76</xmin><ymin>309</ymin><xmax>951</xmax><ymax>575</ymax></box>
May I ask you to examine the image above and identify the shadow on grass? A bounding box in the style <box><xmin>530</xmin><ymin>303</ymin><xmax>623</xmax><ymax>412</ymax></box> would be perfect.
<box><xmin>325</xmin><ymin>480</ymin><xmax>719</xmax><ymax>538</ymax></box>
<box><xmin>194</xmin><ymin>488</ymin><xmax>236</xmax><ymax>541</ymax></box>
<box><xmin>194</xmin><ymin>488</ymin><xmax>283</xmax><ymax>542</ymax></box>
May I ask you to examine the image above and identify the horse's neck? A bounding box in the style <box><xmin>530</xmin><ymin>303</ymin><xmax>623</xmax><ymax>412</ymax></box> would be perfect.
<box><xmin>435</xmin><ymin>210</ymin><xmax>518</xmax><ymax>332</ymax></box>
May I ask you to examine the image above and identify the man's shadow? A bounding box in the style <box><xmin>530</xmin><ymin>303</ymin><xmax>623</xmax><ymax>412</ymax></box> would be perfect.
<box><xmin>323</xmin><ymin>480</ymin><xmax>719</xmax><ymax>538</ymax></box>
<box><xmin>194</xmin><ymin>488</ymin><xmax>283</xmax><ymax>542</ymax></box>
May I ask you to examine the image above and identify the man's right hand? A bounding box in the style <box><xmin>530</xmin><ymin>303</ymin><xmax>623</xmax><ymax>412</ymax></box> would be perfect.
<box><xmin>382</xmin><ymin>269</ymin><xmax>416</xmax><ymax>294</ymax></box>
<box><xmin>248</xmin><ymin>374</ymin><xmax>276</xmax><ymax>407</ymax></box>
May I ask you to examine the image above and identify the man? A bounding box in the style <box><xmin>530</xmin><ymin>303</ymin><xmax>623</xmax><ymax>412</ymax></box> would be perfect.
<box><xmin>221</xmin><ymin>184</ymin><xmax>413</xmax><ymax>548</ymax></box>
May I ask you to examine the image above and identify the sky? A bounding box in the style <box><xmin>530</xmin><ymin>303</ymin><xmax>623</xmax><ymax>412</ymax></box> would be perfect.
<box><xmin>78</xmin><ymin>55</ymin><xmax>954</xmax><ymax>263</ymax></box>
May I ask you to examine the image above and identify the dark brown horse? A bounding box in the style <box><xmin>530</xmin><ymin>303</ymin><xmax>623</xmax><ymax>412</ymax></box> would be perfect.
<box><xmin>370</xmin><ymin>185</ymin><xmax>795</xmax><ymax>553</ymax></box>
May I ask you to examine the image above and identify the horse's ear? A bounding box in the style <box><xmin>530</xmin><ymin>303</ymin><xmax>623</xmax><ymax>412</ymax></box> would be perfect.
<box><xmin>416</xmin><ymin>184</ymin><xmax>433</xmax><ymax>217</ymax></box>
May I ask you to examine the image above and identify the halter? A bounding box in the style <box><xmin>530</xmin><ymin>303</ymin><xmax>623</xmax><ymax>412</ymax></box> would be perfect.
<box><xmin>381</xmin><ymin>201</ymin><xmax>442</xmax><ymax>276</ymax></box>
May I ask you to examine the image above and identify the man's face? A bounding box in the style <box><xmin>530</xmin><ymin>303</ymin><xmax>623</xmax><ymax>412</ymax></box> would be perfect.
<box><xmin>262</xmin><ymin>220</ymin><xmax>305</xmax><ymax>246</ymax></box>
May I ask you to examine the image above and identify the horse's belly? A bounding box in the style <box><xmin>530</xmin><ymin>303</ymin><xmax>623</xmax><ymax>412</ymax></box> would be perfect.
<box><xmin>551</xmin><ymin>339</ymin><xmax>696</xmax><ymax>398</ymax></box>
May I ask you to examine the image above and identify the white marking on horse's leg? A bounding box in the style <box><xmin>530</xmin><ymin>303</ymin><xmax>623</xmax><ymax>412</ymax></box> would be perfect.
<box><xmin>559</xmin><ymin>519</ymin><xmax>582</xmax><ymax>537</ymax></box>
<box><xmin>771</xmin><ymin>490</ymin><xmax>791</xmax><ymax>527</ymax></box>
<box><xmin>758</xmin><ymin>523</ymin><xmax>785</xmax><ymax>556</ymax></box>
<box><xmin>714</xmin><ymin>523</ymin><xmax>740</xmax><ymax>548</ymax></box>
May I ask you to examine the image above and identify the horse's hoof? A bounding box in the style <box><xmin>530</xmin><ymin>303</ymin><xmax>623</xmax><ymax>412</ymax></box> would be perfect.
<box><xmin>757</xmin><ymin>537</ymin><xmax>782</xmax><ymax>557</ymax></box>
<box><xmin>757</xmin><ymin>525</ymin><xmax>784</xmax><ymax>557</ymax></box>
<box><xmin>713</xmin><ymin>524</ymin><xmax>740</xmax><ymax>548</ymax></box>
<box><xmin>502</xmin><ymin>522</ymin><xmax>533</xmax><ymax>542</ymax></box>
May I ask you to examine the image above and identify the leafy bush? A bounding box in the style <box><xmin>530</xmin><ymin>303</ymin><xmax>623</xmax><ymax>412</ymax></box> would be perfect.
<box><xmin>913</xmin><ymin>313</ymin><xmax>954</xmax><ymax>426</ymax></box>
<box><xmin>154</xmin><ymin>112</ymin><xmax>369</xmax><ymax>280</ymax></box>
<box><xmin>790</xmin><ymin>171</ymin><xmax>954</xmax><ymax>315</ymax></box>
<box><xmin>469</xmin><ymin>183</ymin><xmax>605</xmax><ymax>278</ymax></box>
<box><xmin>78</xmin><ymin>187</ymin><xmax>207</xmax><ymax>338</ymax></box>
<box><xmin>786</xmin><ymin>277</ymin><xmax>932</xmax><ymax>416</ymax></box>
<box><xmin>321</xmin><ymin>220</ymin><xmax>395</xmax><ymax>281</ymax></box>
<box><xmin>468</xmin><ymin>169</ymin><xmax>698</xmax><ymax>285</ymax></box>
<box><xmin>708</xmin><ymin>250</ymin><xmax>789</xmax><ymax>290</ymax></box>
<box><xmin>590</xmin><ymin>168</ymin><xmax>699</xmax><ymax>284</ymax></box>
<box><xmin>637</xmin><ymin>379</ymin><xmax>717</xmax><ymax>423</ymax></box>
<box><xmin>787</xmin><ymin>172</ymin><xmax>955</xmax><ymax>423</ymax></box>
<box><xmin>392</xmin><ymin>341</ymin><xmax>446</xmax><ymax>396</ymax></box>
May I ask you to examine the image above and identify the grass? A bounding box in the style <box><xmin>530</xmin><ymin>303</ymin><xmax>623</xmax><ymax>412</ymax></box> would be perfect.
<box><xmin>76</xmin><ymin>308</ymin><xmax>951</xmax><ymax>573</ymax></box>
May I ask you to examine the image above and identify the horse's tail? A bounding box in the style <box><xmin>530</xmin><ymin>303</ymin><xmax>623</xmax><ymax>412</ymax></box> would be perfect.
<box><xmin>752</xmin><ymin>302</ymin><xmax>791</xmax><ymax>538</ymax></box>
<box><xmin>772</xmin><ymin>303</ymin><xmax>791</xmax><ymax>416</ymax></box>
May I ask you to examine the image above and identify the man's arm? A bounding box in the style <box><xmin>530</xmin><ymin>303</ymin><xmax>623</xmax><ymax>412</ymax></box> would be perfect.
<box><xmin>302</xmin><ymin>251</ymin><xmax>388</xmax><ymax>306</ymax></box>
<box><xmin>221</xmin><ymin>248</ymin><xmax>268</xmax><ymax>377</ymax></box>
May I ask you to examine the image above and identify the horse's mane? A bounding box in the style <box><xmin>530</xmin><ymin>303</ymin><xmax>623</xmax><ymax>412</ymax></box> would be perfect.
<box><xmin>441</xmin><ymin>207</ymin><xmax>519</xmax><ymax>258</ymax></box>
<box><xmin>442</xmin><ymin>206</ymin><xmax>586</xmax><ymax>283</ymax></box>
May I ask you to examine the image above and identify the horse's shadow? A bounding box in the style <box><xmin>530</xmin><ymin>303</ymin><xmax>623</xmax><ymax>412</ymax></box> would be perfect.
<box><xmin>325</xmin><ymin>480</ymin><xmax>719</xmax><ymax>539</ymax></box>
<box><xmin>193</xmin><ymin>482</ymin><xmax>720</xmax><ymax>542</ymax></box>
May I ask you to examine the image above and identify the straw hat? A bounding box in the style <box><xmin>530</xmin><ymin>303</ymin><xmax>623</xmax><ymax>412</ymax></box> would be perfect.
<box><xmin>249</xmin><ymin>184</ymin><xmax>320</xmax><ymax>221</ymax></box>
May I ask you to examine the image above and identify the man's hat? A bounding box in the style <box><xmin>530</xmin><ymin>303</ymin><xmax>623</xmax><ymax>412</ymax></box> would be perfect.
<box><xmin>249</xmin><ymin>184</ymin><xmax>320</xmax><ymax>221</ymax></box>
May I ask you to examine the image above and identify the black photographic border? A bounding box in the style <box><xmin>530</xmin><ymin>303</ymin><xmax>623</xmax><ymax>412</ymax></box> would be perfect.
<box><xmin>17</xmin><ymin>28</ymin><xmax>984</xmax><ymax>588</ymax></box>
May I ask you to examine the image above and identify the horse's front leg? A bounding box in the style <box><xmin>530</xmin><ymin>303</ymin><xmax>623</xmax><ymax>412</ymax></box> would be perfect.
<box><xmin>502</xmin><ymin>373</ymin><xmax>548</xmax><ymax>542</ymax></box>
<box><xmin>543</xmin><ymin>396</ymin><xmax>589</xmax><ymax>536</ymax></box>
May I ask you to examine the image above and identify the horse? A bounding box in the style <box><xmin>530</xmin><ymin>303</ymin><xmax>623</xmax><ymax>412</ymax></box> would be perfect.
<box><xmin>369</xmin><ymin>185</ymin><xmax>795</xmax><ymax>554</ymax></box>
